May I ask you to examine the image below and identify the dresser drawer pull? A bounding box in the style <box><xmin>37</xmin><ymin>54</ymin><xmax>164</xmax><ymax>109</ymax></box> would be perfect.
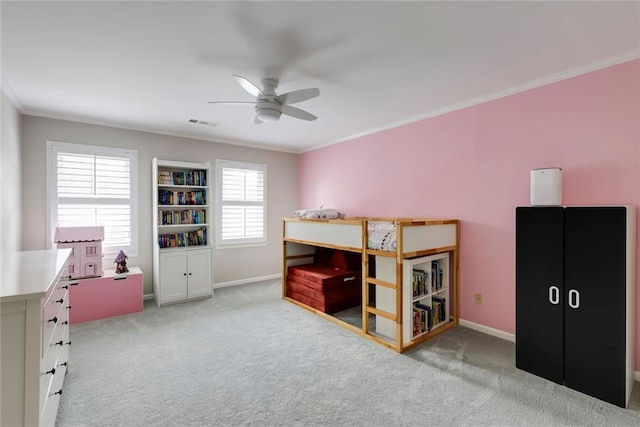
<box><xmin>45</xmin><ymin>368</ymin><xmax>56</xmax><ymax>375</ymax></box>
<box><xmin>61</xmin><ymin>320</ymin><xmax>69</xmax><ymax>325</ymax></box>
<box><xmin>59</xmin><ymin>362</ymin><xmax>68</xmax><ymax>368</ymax></box>
<box><xmin>62</xmin><ymin>285</ymin><xmax>68</xmax><ymax>289</ymax></box>
<box><xmin>55</xmin><ymin>298</ymin><xmax>64</xmax><ymax>304</ymax></box>
<box><xmin>54</xmin><ymin>340</ymin><xmax>64</xmax><ymax>346</ymax></box>
<box><xmin>48</xmin><ymin>316</ymin><xmax>58</xmax><ymax>324</ymax></box>
<box><xmin>52</xmin><ymin>389</ymin><xmax>63</xmax><ymax>396</ymax></box>
<box><xmin>68</xmin><ymin>282</ymin><xmax>79</xmax><ymax>286</ymax></box>
<box><xmin>65</xmin><ymin>305</ymin><xmax>72</xmax><ymax>309</ymax></box>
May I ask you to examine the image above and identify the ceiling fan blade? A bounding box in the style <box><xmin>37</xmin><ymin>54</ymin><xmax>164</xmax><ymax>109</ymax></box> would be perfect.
<box><xmin>275</xmin><ymin>88</ymin><xmax>320</xmax><ymax>105</ymax></box>
<box><xmin>281</xmin><ymin>105</ymin><xmax>317</xmax><ymax>121</ymax></box>
<box><xmin>207</xmin><ymin>101</ymin><xmax>254</xmax><ymax>106</ymax></box>
<box><xmin>233</xmin><ymin>74</ymin><xmax>263</xmax><ymax>97</ymax></box>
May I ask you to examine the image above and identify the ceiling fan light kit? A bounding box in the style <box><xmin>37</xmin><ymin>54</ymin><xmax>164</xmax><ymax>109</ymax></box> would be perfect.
<box><xmin>256</xmin><ymin>106</ymin><xmax>281</xmax><ymax>122</ymax></box>
<box><xmin>209</xmin><ymin>75</ymin><xmax>320</xmax><ymax>124</ymax></box>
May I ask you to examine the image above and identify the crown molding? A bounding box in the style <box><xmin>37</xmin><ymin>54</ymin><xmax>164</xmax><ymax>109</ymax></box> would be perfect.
<box><xmin>303</xmin><ymin>50</ymin><xmax>640</xmax><ymax>154</ymax></box>
<box><xmin>0</xmin><ymin>76</ymin><xmax>25</xmax><ymax>112</ymax></box>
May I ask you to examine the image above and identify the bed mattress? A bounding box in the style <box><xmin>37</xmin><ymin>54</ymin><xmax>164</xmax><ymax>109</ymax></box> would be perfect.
<box><xmin>286</xmin><ymin>264</ymin><xmax>361</xmax><ymax>313</ymax></box>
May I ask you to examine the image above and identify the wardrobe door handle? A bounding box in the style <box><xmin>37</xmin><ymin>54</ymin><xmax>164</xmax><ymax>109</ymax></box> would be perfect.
<box><xmin>548</xmin><ymin>286</ymin><xmax>560</xmax><ymax>305</ymax></box>
<box><xmin>568</xmin><ymin>289</ymin><xmax>580</xmax><ymax>309</ymax></box>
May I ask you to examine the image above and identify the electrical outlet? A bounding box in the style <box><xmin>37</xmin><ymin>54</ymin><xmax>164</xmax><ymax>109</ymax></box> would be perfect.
<box><xmin>474</xmin><ymin>293</ymin><xmax>483</xmax><ymax>305</ymax></box>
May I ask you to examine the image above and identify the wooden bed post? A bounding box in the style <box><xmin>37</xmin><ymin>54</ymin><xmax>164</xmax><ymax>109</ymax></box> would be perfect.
<box><xmin>282</xmin><ymin>219</ymin><xmax>287</xmax><ymax>299</ymax></box>
<box><xmin>395</xmin><ymin>221</ymin><xmax>404</xmax><ymax>353</ymax></box>
<box><xmin>362</xmin><ymin>220</ymin><xmax>369</xmax><ymax>336</ymax></box>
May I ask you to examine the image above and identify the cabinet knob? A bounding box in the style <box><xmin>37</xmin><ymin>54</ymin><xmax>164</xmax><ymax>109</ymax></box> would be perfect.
<box><xmin>183</xmin><ymin>273</ymin><xmax>187</xmax><ymax>276</ymax></box>
<box><xmin>55</xmin><ymin>298</ymin><xmax>64</xmax><ymax>304</ymax></box>
<box><xmin>189</xmin><ymin>273</ymin><xmax>192</xmax><ymax>275</ymax></box>
<box><xmin>59</xmin><ymin>362</ymin><xmax>68</xmax><ymax>368</ymax></box>
<box><xmin>62</xmin><ymin>285</ymin><xmax>69</xmax><ymax>289</ymax></box>
<box><xmin>65</xmin><ymin>305</ymin><xmax>72</xmax><ymax>309</ymax></box>
<box><xmin>61</xmin><ymin>321</ymin><xmax>69</xmax><ymax>325</ymax></box>
<box><xmin>64</xmin><ymin>341</ymin><xmax>72</xmax><ymax>346</ymax></box>
<box><xmin>54</xmin><ymin>340</ymin><xmax>64</xmax><ymax>346</ymax></box>
<box><xmin>45</xmin><ymin>368</ymin><xmax>56</xmax><ymax>375</ymax></box>
<box><xmin>52</xmin><ymin>389</ymin><xmax>63</xmax><ymax>396</ymax></box>
<box><xmin>48</xmin><ymin>316</ymin><xmax>58</xmax><ymax>324</ymax></box>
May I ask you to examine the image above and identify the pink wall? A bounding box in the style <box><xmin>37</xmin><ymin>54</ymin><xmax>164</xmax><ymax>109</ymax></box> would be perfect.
<box><xmin>299</xmin><ymin>59</ymin><xmax>640</xmax><ymax>363</ymax></box>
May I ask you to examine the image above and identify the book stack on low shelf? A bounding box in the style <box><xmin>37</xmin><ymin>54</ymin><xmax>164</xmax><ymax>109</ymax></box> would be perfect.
<box><xmin>410</xmin><ymin>258</ymin><xmax>447</xmax><ymax>338</ymax></box>
<box><xmin>158</xmin><ymin>228</ymin><xmax>208</xmax><ymax>248</ymax></box>
<box><xmin>54</xmin><ymin>226</ymin><xmax>104</xmax><ymax>279</ymax></box>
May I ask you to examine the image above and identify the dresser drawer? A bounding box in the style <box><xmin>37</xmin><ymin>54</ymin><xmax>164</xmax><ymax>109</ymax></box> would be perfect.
<box><xmin>42</xmin><ymin>288</ymin><xmax>68</xmax><ymax>357</ymax></box>
<box><xmin>39</xmin><ymin>337</ymin><xmax>59</xmax><ymax>416</ymax></box>
<box><xmin>41</xmin><ymin>326</ymin><xmax>69</xmax><ymax>427</ymax></box>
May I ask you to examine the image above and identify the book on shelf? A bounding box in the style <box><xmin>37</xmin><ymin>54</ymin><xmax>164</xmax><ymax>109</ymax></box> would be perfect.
<box><xmin>432</xmin><ymin>296</ymin><xmax>447</xmax><ymax>323</ymax></box>
<box><xmin>412</xmin><ymin>268</ymin><xmax>431</xmax><ymax>297</ymax></box>
<box><xmin>430</xmin><ymin>260</ymin><xmax>444</xmax><ymax>291</ymax></box>
<box><xmin>158</xmin><ymin>170</ymin><xmax>207</xmax><ymax>186</ymax></box>
<box><xmin>158</xmin><ymin>189</ymin><xmax>207</xmax><ymax>205</ymax></box>
<box><xmin>413</xmin><ymin>302</ymin><xmax>433</xmax><ymax>336</ymax></box>
<box><xmin>158</xmin><ymin>227</ymin><xmax>208</xmax><ymax>248</ymax></box>
<box><xmin>158</xmin><ymin>171</ymin><xmax>173</xmax><ymax>185</ymax></box>
<box><xmin>158</xmin><ymin>209</ymin><xmax>206</xmax><ymax>225</ymax></box>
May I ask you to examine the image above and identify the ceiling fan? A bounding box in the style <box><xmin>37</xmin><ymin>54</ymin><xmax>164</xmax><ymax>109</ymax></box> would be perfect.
<box><xmin>209</xmin><ymin>75</ymin><xmax>320</xmax><ymax>124</ymax></box>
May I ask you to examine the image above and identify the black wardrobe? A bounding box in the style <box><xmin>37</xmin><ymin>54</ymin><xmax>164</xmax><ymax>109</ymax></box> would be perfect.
<box><xmin>515</xmin><ymin>206</ymin><xmax>635</xmax><ymax>408</ymax></box>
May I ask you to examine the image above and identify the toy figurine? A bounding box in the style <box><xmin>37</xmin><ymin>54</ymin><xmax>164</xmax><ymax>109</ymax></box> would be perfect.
<box><xmin>114</xmin><ymin>250</ymin><xmax>129</xmax><ymax>274</ymax></box>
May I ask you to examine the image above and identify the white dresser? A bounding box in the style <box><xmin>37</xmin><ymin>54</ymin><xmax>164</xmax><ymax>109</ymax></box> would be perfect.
<box><xmin>1</xmin><ymin>249</ymin><xmax>73</xmax><ymax>427</ymax></box>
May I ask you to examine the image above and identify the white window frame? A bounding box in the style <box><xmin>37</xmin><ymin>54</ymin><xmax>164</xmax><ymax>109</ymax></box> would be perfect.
<box><xmin>46</xmin><ymin>141</ymin><xmax>139</xmax><ymax>257</ymax></box>
<box><xmin>215</xmin><ymin>159</ymin><xmax>267</xmax><ymax>248</ymax></box>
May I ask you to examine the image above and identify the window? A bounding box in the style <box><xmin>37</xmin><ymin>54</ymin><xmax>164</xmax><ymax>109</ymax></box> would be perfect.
<box><xmin>215</xmin><ymin>159</ymin><xmax>266</xmax><ymax>247</ymax></box>
<box><xmin>47</xmin><ymin>141</ymin><xmax>138</xmax><ymax>256</ymax></box>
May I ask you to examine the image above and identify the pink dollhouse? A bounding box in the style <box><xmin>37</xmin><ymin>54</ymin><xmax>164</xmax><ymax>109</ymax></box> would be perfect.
<box><xmin>54</xmin><ymin>226</ymin><xmax>104</xmax><ymax>278</ymax></box>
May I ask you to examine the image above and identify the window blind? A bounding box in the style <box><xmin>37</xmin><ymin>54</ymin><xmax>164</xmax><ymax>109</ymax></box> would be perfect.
<box><xmin>216</xmin><ymin>161</ymin><xmax>266</xmax><ymax>246</ymax></box>
<box><xmin>48</xmin><ymin>142</ymin><xmax>138</xmax><ymax>255</ymax></box>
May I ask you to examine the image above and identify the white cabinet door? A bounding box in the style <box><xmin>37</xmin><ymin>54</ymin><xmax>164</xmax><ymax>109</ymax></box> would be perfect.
<box><xmin>159</xmin><ymin>252</ymin><xmax>188</xmax><ymax>303</ymax></box>
<box><xmin>186</xmin><ymin>248</ymin><xmax>212</xmax><ymax>298</ymax></box>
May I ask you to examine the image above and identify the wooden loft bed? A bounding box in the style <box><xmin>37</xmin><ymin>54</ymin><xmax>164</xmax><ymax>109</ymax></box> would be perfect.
<box><xmin>282</xmin><ymin>217</ymin><xmax>460</xmax><ymax>353</ymax></box>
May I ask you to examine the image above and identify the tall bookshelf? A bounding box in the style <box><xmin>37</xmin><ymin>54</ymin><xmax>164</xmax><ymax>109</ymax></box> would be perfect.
<box><xmin>152</xmin><ymin>158</ymin><xmax>213</xmax><ymax>306</ymax></box>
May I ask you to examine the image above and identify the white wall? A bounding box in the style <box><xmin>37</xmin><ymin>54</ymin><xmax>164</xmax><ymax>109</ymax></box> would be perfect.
<box><xmin>1</xmin><ymin>89</ymin><xmax>22</xmax><ymax>252</ymax></box>
<box><xmin>21</xmin><ymin>115</ymin><xmax>298</xmax><ymax>294</ymax></box>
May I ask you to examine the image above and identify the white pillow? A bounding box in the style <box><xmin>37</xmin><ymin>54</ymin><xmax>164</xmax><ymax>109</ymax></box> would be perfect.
<box><xmin>294</xmin><ymin>208</ymin><xmax>345</xmax><ymax>219</ymax></box>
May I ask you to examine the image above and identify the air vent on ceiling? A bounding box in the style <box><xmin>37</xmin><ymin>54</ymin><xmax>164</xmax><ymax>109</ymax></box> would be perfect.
<box><xmin>188</xmin><ymin>119</ymin><xmax>217</xmax><ymax>127</ymax></box>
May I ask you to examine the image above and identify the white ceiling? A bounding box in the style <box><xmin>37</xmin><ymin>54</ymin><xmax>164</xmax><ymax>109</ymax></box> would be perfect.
<box><xmin>2</xmin><ymin>1</ymin><xmax>639</xmax><ymax>153</ymax></box>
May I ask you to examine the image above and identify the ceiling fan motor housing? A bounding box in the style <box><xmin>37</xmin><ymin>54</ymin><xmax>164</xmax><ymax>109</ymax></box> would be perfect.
<box><xmin>255</xmin><ymin>78</ymin><xmax>282</xmax><ymax>122</ymax></box>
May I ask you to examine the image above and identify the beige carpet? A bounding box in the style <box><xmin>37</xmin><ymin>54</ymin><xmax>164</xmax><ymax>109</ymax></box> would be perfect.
<box><xmin>56</xmin><ymin>279</ymin><xmax>640</xmax><ymax>426</ymax></box>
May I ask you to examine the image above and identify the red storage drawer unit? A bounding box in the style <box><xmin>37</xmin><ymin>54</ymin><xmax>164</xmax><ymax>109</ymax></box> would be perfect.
<box><xmin>286</xmin><ymin>264</ymin><xmax>361</xmax><ymax>314</ymax></box>
<box><xmin>70</xmin><ymin>267</ymin><xmax>143</xmax><ymax>324</ymax></box>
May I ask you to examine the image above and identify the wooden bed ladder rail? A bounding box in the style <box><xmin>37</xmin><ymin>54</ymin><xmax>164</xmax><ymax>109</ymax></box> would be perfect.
<box><xmin>363</xmin><ymin>275</ymin><xmax>402</xmax><ymax>352</ymax></box>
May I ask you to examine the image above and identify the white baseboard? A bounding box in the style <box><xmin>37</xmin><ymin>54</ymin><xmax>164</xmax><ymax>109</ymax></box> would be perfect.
<box><xmin>460</xmin><ymin>320</ymin><xmax>640</xmax><ymax>382</ymax></box>
<box><xmin>459</xmin><ymin>319</ymin><xmax>515</xmax><ymax>342</ymax></box>
<box><xmin>213</xmin><ymin>273</ymin><xmax>282</xmax><ymax>289</ymax></box>
<box><xmin>143</xmin><ymin>275</ymin><xmax>281</xmax><ymax>303</ymax></box>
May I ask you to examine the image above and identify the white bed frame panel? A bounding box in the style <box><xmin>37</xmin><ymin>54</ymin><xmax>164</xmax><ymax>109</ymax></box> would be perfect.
<box><xmin>402</xmin><ymin>223</ymin><xmax>457</xmax><ymax>253</ymax></box>
<box><xmin>284</xmin><ymin>220</ymin><xmax>363</xmax><ymax>250</ymax></box>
